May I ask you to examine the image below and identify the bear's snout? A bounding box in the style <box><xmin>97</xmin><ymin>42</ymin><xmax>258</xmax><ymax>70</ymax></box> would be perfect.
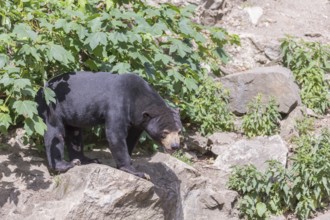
<box><xmin>161</xmin><ymin>131</ymin><xmax>181</xmax><ymax>152</ymax></box>
<box><xmin>171</xmin><ymin>142</ymin><xmax>180</xmax><ymax>150</ymax></box>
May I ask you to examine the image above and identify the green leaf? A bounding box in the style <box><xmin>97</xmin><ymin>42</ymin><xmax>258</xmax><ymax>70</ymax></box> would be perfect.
<box><xmin>185</xmin><ymin>78</ymin><xmax>198</xmax><ymax>91</ymax></box>
<box><xmin>48</xmin><ymin>44</ymin><xmax>74</xmax><ymax>65</ymax></box>
<box><xmin>85</xmin><ymin>32</ymin><xmax>108</xmax><ymax>50</ymax></box>
<box><xmin>170</xmin><ymin>39</ymin><xmax>192</xmax><ymax>58</ymax></box>
<box><xmin>13</xmin><ymin>100</ymin><xmax>38</xmax><ymax>118</ymax></box>
<box><xmin>256</xmin><ymin>202</ymin><xmax>267</xmax><ymax>217</ymax></box>
<box><xmin>179</xmin><ymin>19</ymin><xmax>194</xmax><ymax>36</ymax></box>
<box><xmin>0</xmin><ymin>54</ymin><xmax>8</xmax><ymax>68</ymax></box>
<box><xmin>88</xmin><ymin>17</ymin><xmax>102</xmax><ymax>33</ymax></box>
<box><xmin>13</xmin><ymin>23</ymin><xmax>38</xmax><ymax>41</ymax></box>
<box><xmin>0</xmin><ymin>113</ymin><xmax>12</xmax><ymax>133</ymax></box>
<box><xmin>211</xmin><ymin>30</ymin><xmax>226</xmax><ymax>41</ymax></box>
<box><xmin>111</xmin><ymin>62</ymin><xmax>131</xmax><ymax>74</ymax></box>
<box><xmin>0</xmin><ymin>74</ymin><xmax>14</xmax><ymax>86</ymax></box>
<box><xmin>24</xmin><ymin>115</ymin><xmax>47</xmax><ymax>136</ymax></box>
<box><xmin>154</xmin><ymin>53</ymin><xmax>173</xmax><ymax>65</ymax></box>
<box><xmin>19</xmin><ymin>45</ymin><xmax>40</xmax><ymax>61</ymax></box>
<box><xmin>44</xmin><ymin>87</ymin><xmax>56</xmax><ymax>105</ymax></box>
<box><xmin>13</xmin><ymin>78</ymin><xmax>32</xmax><ymax>90</ymax></box>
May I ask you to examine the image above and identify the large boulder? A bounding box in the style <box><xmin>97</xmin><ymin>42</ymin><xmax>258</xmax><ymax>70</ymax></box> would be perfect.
<box><xmin>208</xmin><ymin>132</ymin><xmax>240</xmax><ymax>156</ymax></box>
<box><xmin>5</xmin><ymin>164</ymin><xmax>163</xmax><ymax>220</ymax></box>
<box><xmin>220</xmin><ymin>66</ymin><xmax>301</xmax><ymax>115</ymax></box>
<box><xmin>213</xmin><ymin>135</ymin><xmax>288</xmax><ymax>173</ymax></box>
<box><xmin>2</xmin><ymin>151</ymin><xmax>239</xmax><ymax>220</ymax></box>
<box><xmin>136</xmin><ymin>153</ymin><xmax>238</xmax><ymax>220</ymax></box>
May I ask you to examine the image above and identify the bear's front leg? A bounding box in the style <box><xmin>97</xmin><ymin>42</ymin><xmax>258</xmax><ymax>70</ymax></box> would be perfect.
<box><xmin>105</xmin><ymin>122</ymin><xmax>149</xmax><ymax>179</ymax></box>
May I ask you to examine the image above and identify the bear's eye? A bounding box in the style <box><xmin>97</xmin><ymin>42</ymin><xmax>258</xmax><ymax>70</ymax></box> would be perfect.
<box><xmin>161</xmin><ymin>130</ymin><xmax>170</xmax><ymax>139</ymax></box>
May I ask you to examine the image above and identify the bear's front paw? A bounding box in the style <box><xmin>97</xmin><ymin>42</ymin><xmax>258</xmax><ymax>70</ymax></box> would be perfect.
<box><xmin>71</xmin><ymin>158</ymin><xmax>81</xmax><ymax>166</ymax></box>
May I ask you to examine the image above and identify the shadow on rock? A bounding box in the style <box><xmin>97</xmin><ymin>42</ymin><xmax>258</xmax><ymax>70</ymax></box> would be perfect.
<box><xmin>136</xmin><ymin>160</ymin><xmax>183</xmax><ymax>220</ymax></box>
<box><xmin>0</xmin><ymin>129</ymin><xmax>52</xmax><ymax>209</ymax></box>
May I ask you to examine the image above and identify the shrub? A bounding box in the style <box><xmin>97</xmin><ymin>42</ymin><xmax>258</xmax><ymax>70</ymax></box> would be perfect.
<box><xmin>187</xmin><ymin>76</ymin><xmax>234</xmax><ymax>135</ymax></box>
<box><xmin>281</xmin><ymin>37</ymin><xmax>330</xmax><ymax>114</ymax></box>
<box><xmin>228</xmin><ymin>129</ymin><xmax>330</xmax><ymax>220</ymax></box>
<box><xmin>0</xmin><ymin>0</ymin><xmax>239</xmax><ymax>136</ymax></box>
<box><xmin>241</xmin><ymin>94</ymin><xmax>281</xmax><ymax>138</ymax></box>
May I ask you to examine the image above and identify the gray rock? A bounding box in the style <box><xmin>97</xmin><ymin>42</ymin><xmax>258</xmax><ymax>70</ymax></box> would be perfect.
<box><xmin>3</xmin><ymin>151</ymin><xmax>239</xmax><ymax>220</ymax></box>
<box><xmin>10</xmin><ymin>164</ymin><xmax>164</xmax><ymax>220</ymax></box>
<box><xmin>314</xmin><ymin>211</ymin><xmax>330</xmax><ymax>220</ymax></box>
<box><xmin>185</xmin><ymin>131</ymin><xmax>210</xmax><ymax>154</ymax></box>
<box><xmin>244</xmin><ymin>6</ymin><xmax>263</xmax><ymax>25</ymax></box>
<box><xmin>220</xmin><ymin>66</ymin><xmax>301</xmax><ymax>115</ymax></box>
<box><xmin>270</xmin><ymin>215</ymin><xmax>286</xmax><ymax>220</ymax></box>
<box><xmin>136</xmin><ymin>153</ymin><xmax>238</xmax><ymax>220</ymax></box>
<box><xmin>214</xmin><ymin>135</ymin><xmax>288</xmax><ymax>172</ymax></box>
<box><xmin>208</xmin><ymin>132</ymin><xmax>240</xmax><ymax>155</ymax></box>
<box><xmin>280</xmin><ymin>106</ymin><xmax>306</xmax><ymax>141</ymax></box>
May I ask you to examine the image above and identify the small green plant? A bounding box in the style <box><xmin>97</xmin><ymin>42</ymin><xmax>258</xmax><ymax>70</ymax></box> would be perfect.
<box><xmin>172</xmin><ymin>149</ymin><xmax>192</xmax><ymax>165</ymax></box>
<box><xmin>281</xmin><ymin>37</ymin><xmax>330</xmax><ymax>114</ymax></box>
<box><xmin>187</xmin><ymin>76</ymin><xmax>234</xmax><ymax>135</ymax></box>
<box><xmin>228</xmin><ymin>129</ymin><xmax>330</xmax><ymax>220</ymax></box>
<box><xmin>241</xmin><ymin>94</ymin><xmax>281</xmax><ymax>138</ymax></box>
<box><xmin>53</xmin><ymin>175</ymin><xmax>62</xmax><ymax>188</ymax></box>
<box><xmin>295</xmin><ymin>116</ymin><xmax>314</xmax><ymax>136</ymax></box>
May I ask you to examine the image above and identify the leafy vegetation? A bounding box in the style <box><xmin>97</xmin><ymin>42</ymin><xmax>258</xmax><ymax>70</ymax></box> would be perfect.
<box><xmin>229</xmin><ymin>129</ymin><xmax>330</xmax><ymax>220</ymax></box>
<box><xmin>172</xmin><ymin>149</ymin><xmax>192</xmax><ymax>165</ymax></box>
<box><xmin>187</xmin><ymin>76</ymin><xmax>234</xmax><ymax>135</ymax></box>
<box><xmin>241</xmin><ymin>94</ymin><xmax>281</xmax><ymax>138</ymax></box>
<box><xmin>281</xmin><ymin>37</ymin><xmax>330</xmax><ymax>114</ymax></box>
<box><xmin>0</xmin><ymin>0</ymin><xmax>239</xmax><ymax>137</ymax></box>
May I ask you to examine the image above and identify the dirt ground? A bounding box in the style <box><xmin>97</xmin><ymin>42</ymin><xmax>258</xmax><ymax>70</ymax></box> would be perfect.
<box><xmin>221</xmin><ymin>0</ymin><xmax>330</xmax><ymax>43</ymax></box>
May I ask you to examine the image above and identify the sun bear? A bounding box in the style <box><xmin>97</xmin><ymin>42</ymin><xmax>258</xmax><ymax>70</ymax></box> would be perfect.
<box><xmin>35</xmin><ymin>72</ymin><xmax>182</xmax><ymax>178</ymax></box>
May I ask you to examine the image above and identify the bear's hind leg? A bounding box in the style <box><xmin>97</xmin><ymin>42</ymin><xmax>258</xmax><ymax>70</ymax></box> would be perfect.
<box><xmin>65</xmin><ymin>126</ymin><xmax>100</xmax><ymax>164</ymax></box>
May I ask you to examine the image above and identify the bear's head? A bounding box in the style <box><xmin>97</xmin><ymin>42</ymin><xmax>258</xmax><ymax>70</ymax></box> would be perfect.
<box><xmin>143</xmin><ymin>107</ymin><xmax>182</xmax><ymax>153</ymax></box>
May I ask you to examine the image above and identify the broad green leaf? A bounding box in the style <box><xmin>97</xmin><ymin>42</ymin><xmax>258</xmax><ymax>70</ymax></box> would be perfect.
<box><xmin>179</xmin><ymin>19</ymin><xmax>194</xmax><ymax>36</ymax></box>
<box><xmin>55</xmin><ymin>19</ymin><xmax>67</xmax><ymax>29</ymax></box>
<box><xmin>38</xmin><ymin>18</ymin><xmax>54</xmax><ymax>31</ymax></box>
<box><xmin>19</xmin><ymin>45</ymin><xmax>40</xmax><ymax>61</ymax></box>
<box><xmin>211</xmin><ymin>30</ymin><xmax>226</xmax><ymax>41</ymax></box>
<box><xmin>0</xmin><ymin>33</ymin><xmax>12</xmax><ymax>43</ymax></box>
<box><xmin>152</xmin><ymin>22</ymin><xmax>167</xmax><ymax>35</ymax></box>
<box><xmin>170</xmin><ymin>39</ymin><xmax>192</xmax><ymax>58</ymax></box>
<box><xmin>0</xmin><ymin>113</ymin><xmax>12</xmax><ymax>133</ymax></box>
<box><xmin>0</xmin><ymin>104</ymin><xmax>9</xmax><ymax>113</ymax></box>
<box><xmin>0</xmin><ymin>54</ymin><xmax>8</xmax><ymax>68</ymax></box>
<box><xmin>44</xmin><ymin>87</ymin><xmax>56</xmax><ymax>105</ymax></box>
<box><xmin>88</xmin><ymin>17</ymin><xmax>102</xmax><ymax>32</ymax></box>
<box><xmin>154</xmin><ymin>53</ymin><xmax>173</xmax><ymax>65</ymax></box>
<box><xmin>13</xmin><ymin>23</ymin><xmax>37</xmax><ymax>41</ymax></box>
<box><xmin>111</xmin><ymin>62</ymin><xmax>131</xmax><ymax>74</ymax></box>
<box><xmin>85</xmin><ymin>32</ymin><xmax>108</xmax><ymax>50</ymax></box>
<box><xmin>0</xmin><ymin>74</ymin><xmax>14</xmax><ymax>86</ymax></box>
<box><xmin>13</xmin><ymin>78</ymin><xmax>31</xmax><ymax>90</ymax></box>
<box><xmin>48</xmin><ymin>44</ymin><xmax>74</xmax><ymax>65</ymax></box>
<box><xmin>24</xmin><ymin>116</ymin><xmax>47</xmax><ymax>136</ymax></box>
<box><xmin>256</xmin><ymin>202</ymin><xmax>267</xmax><ymax>217</ymax></box>
<box><xmin>185</xmin><ymin>78</ymin><xmax>198</xmax><ymax>91</ymax></box>
<box><xmin>13</xmin><ymin>100</ymin><xmax>38</xmax><ymax>118</ymax></box>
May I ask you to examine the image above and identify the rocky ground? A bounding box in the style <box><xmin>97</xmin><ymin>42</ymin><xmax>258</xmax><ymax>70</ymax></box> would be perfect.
<box><xmin>0</xmin><ymin>0</ymin><xmax>330</xmax><ymax>219</ymax></box>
